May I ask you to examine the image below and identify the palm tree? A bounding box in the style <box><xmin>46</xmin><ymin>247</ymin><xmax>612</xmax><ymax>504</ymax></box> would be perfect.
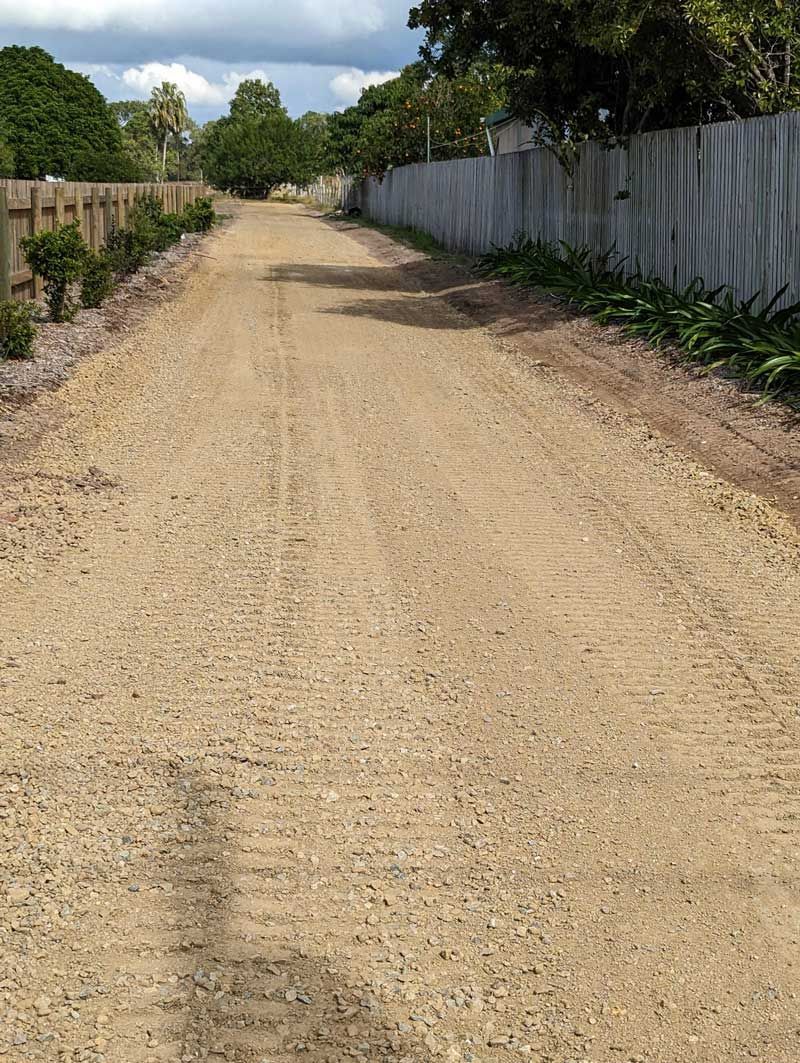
<box><xmin>148</xmin><ymin>82</ymin><xmax>188</xmax><ymax>181</ymax></box>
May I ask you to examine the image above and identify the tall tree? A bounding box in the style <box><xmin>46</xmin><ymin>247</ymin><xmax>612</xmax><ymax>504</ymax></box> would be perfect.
<box><xmin>295</xmin><ymin>111</ymin><xmax>332</xmax><ymax>178</ymax></box>
<box><xmin>148</xmin><ymin>82</ymin><xmax>188</xmax><ymax>180</ymax></box>
<box><xmin>203</xmin><ymin>112</ymin><xmax>310</xmax><ymax>196</ymax></box>
<box><xmin>110</xmin><ymin>100</ymin><xmax>160</xmax><ymax>180</ymax></box>
<box><xmin>0</xmin><ymin>45</ymin><xmax>130</xmax><ymax>179</ymax></box>
<box><xmin>229</xmin><ymin>79</ymin><xmax>286</xmax><ymax>119</ymax></box>
<box><xmin>326</xmin><ymin>62</ymin><xmax>503</xmax><ymax>176</ymax></box>
<box><xmin>684</xmin><ymin>0</ymin><xmax>800</xmax><ymax>115</ymax></box>
<box><xmin>202</xmin><ymin>81</ymin><xmax>314</xmax><ymax>195</ymax></box>
<box><xmin>408</xmin><ymin>0</ymin><xmax>800</xmax><ymax>143</ymax></box>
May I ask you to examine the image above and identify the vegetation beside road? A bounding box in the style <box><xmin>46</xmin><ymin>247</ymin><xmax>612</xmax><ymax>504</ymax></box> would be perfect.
<box><xmin>201</xmin><ymin>83</ymin><xmax>319</xmax><ymax>198</ymax></box>
<box><xmin>323</xmin><ymin>61</ymin><xmax>502</xmax><ymax>177</ymax></box>
<box><xmin>0</xmin><ymin>44</ymin><xmax>504</xmax><ymax>189</ymax></box>
<box><xmin>479</xmin><ymin>237</ymin><xmax>800</xmax><ymax>403</ymax></box>
<box><xmin>0</xmin><ymin>195</ymin><xmax>217</xmax><ymax>359</ymax></box>
<box><xmin>0</xmin><ymin>46</ymin><xmax>136</xmax><ymax>181</ymax></box>
<box><xmin>409</xmin><ymin>0</ymin><xmax>800</xmax><ymax>149</ymax></box>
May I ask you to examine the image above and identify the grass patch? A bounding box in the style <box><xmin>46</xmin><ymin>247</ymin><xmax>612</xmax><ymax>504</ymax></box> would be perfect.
<box><xmin>328</xmin><ymin>212</ymin><xmax>476</xmax><ymax>267</ymax></box>
<box><xmin>341</xmin><ymin>215</ymin><xmax>448</xmax><ymax>257</ymax></box>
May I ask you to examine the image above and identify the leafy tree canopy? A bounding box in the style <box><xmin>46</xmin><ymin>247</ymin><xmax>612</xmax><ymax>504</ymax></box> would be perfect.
<box><xmin>109</xmin><ymin>100</ymin><xmax>150</xmax><ymax>127</ymax></box>
<box><xmin>110</xmin><ymin>100</ymin><xmax>206</xmax><ymax>182</ymax></box>
<box><xmin>111</xmin><ymin>102</ymin><xmax>160</xmax><ymax>180</ymax></box>
<box><xmin>229</xmin><ymin>79</ymin><xmax>286</xmax><ymax>120</ymax></box>
<box><xmin>149</xmin><ymin>82</ymin><xmax>188</xmax><ymax>179</ymax></box>
<box><xmin>202</xmin><ymin>82</ymin><xmax>316</xmax><ymax>195</ymax></box>
<box><xmin>408</xmin><ymin>0</ymin><xmax>800</xmax><ymax>143</ymax></box>
<box><xmin>326</xmin><ymin>61</ymin><xmax>504</xmax><ymax>177</ymax></box>
<box><xmin>0</xmin><ymin>139</ymin><xmax>14</xmax><ymax>177</ymax></box>
<box><xmin>0</xmin><ymin>45</ymin><xmax>131</xmax><ymax>179</ymax></box>
<box><xmin>295</xmin><ymin>111</ymin><xmax>331</xmax><ymax>171</ymax></box>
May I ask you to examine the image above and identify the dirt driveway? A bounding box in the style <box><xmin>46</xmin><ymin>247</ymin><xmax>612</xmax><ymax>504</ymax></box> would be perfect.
<box><xmin>1</xmin><ymin>201</ymin><xmax>799</xmax><ymax>1063</ymax></box>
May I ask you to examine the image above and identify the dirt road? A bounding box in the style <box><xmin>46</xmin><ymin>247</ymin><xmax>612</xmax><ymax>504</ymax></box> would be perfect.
<box><xmin>2</xmin><ymin>203</ymin><xmax>800</xmax><ymax>1063</ymax></box>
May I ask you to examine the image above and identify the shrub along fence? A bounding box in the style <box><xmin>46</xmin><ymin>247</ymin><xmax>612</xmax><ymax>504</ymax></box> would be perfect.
<box><xmin>354</xmin><ymin>110</ymin><xmax>800</xmax><ymax>310</ymax></box>
<box><xmin>0</xmin><ymin>181</ymin><xmax>209</xmax><ymax>302</ymax></box>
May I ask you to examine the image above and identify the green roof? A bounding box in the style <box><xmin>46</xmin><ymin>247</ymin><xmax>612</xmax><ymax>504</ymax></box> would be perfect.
<box><xmin>483</xmin><ymin>107</ymin><xmax>512</xmax><ymax>128</ymax></box>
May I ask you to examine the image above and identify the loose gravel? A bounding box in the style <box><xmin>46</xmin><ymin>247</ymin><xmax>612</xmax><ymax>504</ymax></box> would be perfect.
<box><xmin>1</xmin><ymin>203</ymin><xmax>799</xmax><ymax>1063</ymax></box>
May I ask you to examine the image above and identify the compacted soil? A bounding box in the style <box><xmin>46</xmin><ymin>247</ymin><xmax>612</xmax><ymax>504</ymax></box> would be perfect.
<box><xmin>1</xmin><ymin>202</ymin><xmax>799</xmax><ymax>1063</ymax></box>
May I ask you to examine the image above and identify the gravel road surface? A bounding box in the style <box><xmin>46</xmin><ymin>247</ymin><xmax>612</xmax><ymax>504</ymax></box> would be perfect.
<box><xmin>2</xmin><ymin>202</ymin><xmax>799</xmax><ymax>1063</ymax></box>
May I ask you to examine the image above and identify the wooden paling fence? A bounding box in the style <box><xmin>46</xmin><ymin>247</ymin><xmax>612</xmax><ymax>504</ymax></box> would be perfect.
<box><xmin>0</xmin><ymin>181</ymin><xmax>209</xmax><ymax>302</ymax></box>
<box><xmin>303</xmin><ymin>176</ymin><xmax>355</xmax><ymax>209</ymax></box>
<box><xmin>355</xmin><ymin>110</ymin><xmax>800</xmax><ymax>309</ymax></box>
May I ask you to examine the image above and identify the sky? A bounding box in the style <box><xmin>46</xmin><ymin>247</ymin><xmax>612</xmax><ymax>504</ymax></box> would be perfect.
<box><xmin>0</xmin><ymin>0</ymin><xmax>423</xmax><ymax>121</ymax></box>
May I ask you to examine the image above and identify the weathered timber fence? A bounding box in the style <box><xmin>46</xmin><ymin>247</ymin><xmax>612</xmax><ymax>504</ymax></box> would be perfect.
<box><xmin>0</xmin><ymin>181</ymin><xmax>209</xmax><ymax>302</ymax></box>
<box><xmin>356</xmin><ymin>111</ymin><xmax>800</xmax><ymax>307</ymax></box>
<box><xmin>281</xmin><ymin>175</ymin><xmax>355</xmax><ymax>209</ymax></box>
<box><xmin>305</xmin><ymin>175</ymin><xmax>355</xmax><ymax>209</ymax></box>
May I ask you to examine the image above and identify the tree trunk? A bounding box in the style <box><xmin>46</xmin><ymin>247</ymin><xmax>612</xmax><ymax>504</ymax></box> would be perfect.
<box><xmin>162</xmin><ymin>136</ymin><xmax>168</xmax><ymax>182</ymax></box>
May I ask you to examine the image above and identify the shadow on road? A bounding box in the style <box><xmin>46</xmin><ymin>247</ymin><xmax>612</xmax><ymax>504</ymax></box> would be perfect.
<box><xmin>266</xmin><ymin>260</ymin><xmax>564</xmax><ymax>338</ymax></box>
<box><xmin>146</xmin><ymin>759</ymin><xmax>429</xmax><ymax>1063</ymax></box>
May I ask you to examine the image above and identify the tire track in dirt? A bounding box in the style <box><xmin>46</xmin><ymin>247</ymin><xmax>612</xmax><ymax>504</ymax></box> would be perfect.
<box><xmin>298</xmin><ymin>260</ymin><xmax>800</xmax><ymax>858</ymax></box>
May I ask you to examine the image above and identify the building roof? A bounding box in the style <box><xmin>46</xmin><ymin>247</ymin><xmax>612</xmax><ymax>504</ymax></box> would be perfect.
<box><xmin>483</xmin><ymin>107</ymin><xmax>512</xmax><ymax>128</ymax></box>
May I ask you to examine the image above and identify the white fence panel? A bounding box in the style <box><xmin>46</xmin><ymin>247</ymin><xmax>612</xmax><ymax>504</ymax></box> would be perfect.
<box><xmin>355</xmin><ymin>112</ymin><xmax>800</xmax><ymax>306</ymax></box>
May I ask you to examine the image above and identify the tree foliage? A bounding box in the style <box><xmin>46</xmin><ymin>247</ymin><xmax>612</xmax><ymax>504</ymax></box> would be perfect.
<box><xmin>0</xmin><ymin>139</ymin><xmax>14</xmax><ymax>177</ymax></box>
<box><xmin>202</xmin><ymin>80</ymin><xmax>317</xmax><ymax>195</ymax></box>
<box><xmin>111</xmin><ymin>101</ymin><xmax>205</xmax><ymax>181</ymax></box>
<box><xmin>326</xmin><ymin>62</ymin><xmax>503</xmax><ymax>177</ymax></box>
<box><xmin>0</xmin><ymin>46</ymin><xmax>131</xmax><ymax>179</ymax></box>
<box><xmin>295</xmin><ymin>111</ymin><xmax>332</xmax><ymax>178</ymax></box>
<box><xmin>204</xmin><ymin>112</ymin><xmax>313</xmax><ymax>195</ymax></box>
<box><xmin>408</xmin><ymin>0</ymin><xmax>800</xmax><ymax>143</ymax></box>
<box><xmin>20</xmin><ymin>221</ymin><xmax>88</xmax><ymax>322</ymax></box>
<box><xmin>229</xmin><ymin>79</ymin><xmax>286</xmax><ymax>120</ymax></box>
<box><xmin>110</xmin><ymin>101</ymin><xmax>160</xmax><ymax>180</ymax></box>
<box><xmin>148</xmin><ymin>82</ymin><xmax>189</xmax><ymax>178</ymax></box>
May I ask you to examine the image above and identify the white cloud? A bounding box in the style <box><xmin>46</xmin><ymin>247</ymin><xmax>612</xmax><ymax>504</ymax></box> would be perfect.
<box><xmin>329</xmin><ymin>67</ymin><xmax>398</xmax><ymax>107</ymax></box>
<box><xmin>0</xmin><ymin>1</ymin><xmax>390</xmax><ymax>46</ymax></box>
<box><xmin>69</xmin><ymin>62</ymin><xmax>116</xmax><ymax>78</ymax></box>
<box><xmin>120</xmin><ymin>62</ymin><xmax>274</xmax><ymax>106</ymax></box>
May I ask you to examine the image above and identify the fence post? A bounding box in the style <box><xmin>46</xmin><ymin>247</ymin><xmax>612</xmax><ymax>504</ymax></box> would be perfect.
<box><xmin>114</xmin><ymin>186</ymin><xmax>124</xmax><ymax>230</ymax></box>
<box><xmin>104</xmin><ymin>186</ymin><xmax>113</xmax><ymax>244</ymax></box>
<box><xmin>54</xmin><ymin>185</ymin><xmax>65</xmax><ymax>227</ymax></box>
<box><xmin>30</xmin><ymin>186</ymin><xmax>43</xmax><ymax>299</ymax></box>
<box><xmin>0</xmin><ymin>189</ymin><xmax>12</xmax><ymax>302</ymax></box>
<box><xmin>74</xmin><ymin>190</ymin><xmax>84</xmax><ymax>235</ymax></box>
<box><xmin>90</xmin><ymin>187</ymin><xmax>100</xmax><ymax>250</ymax></box>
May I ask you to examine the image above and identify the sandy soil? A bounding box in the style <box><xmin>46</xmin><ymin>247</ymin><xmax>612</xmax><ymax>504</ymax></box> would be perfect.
<box><xmin>330</xmin><ymin>217</ymin><xmax>800</xmax><ymax>527</ymax></box>
<box><xmin>1</xmin><ymin>202</ymin><xmax>799</xmax><ymax>1063</ymax></box>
